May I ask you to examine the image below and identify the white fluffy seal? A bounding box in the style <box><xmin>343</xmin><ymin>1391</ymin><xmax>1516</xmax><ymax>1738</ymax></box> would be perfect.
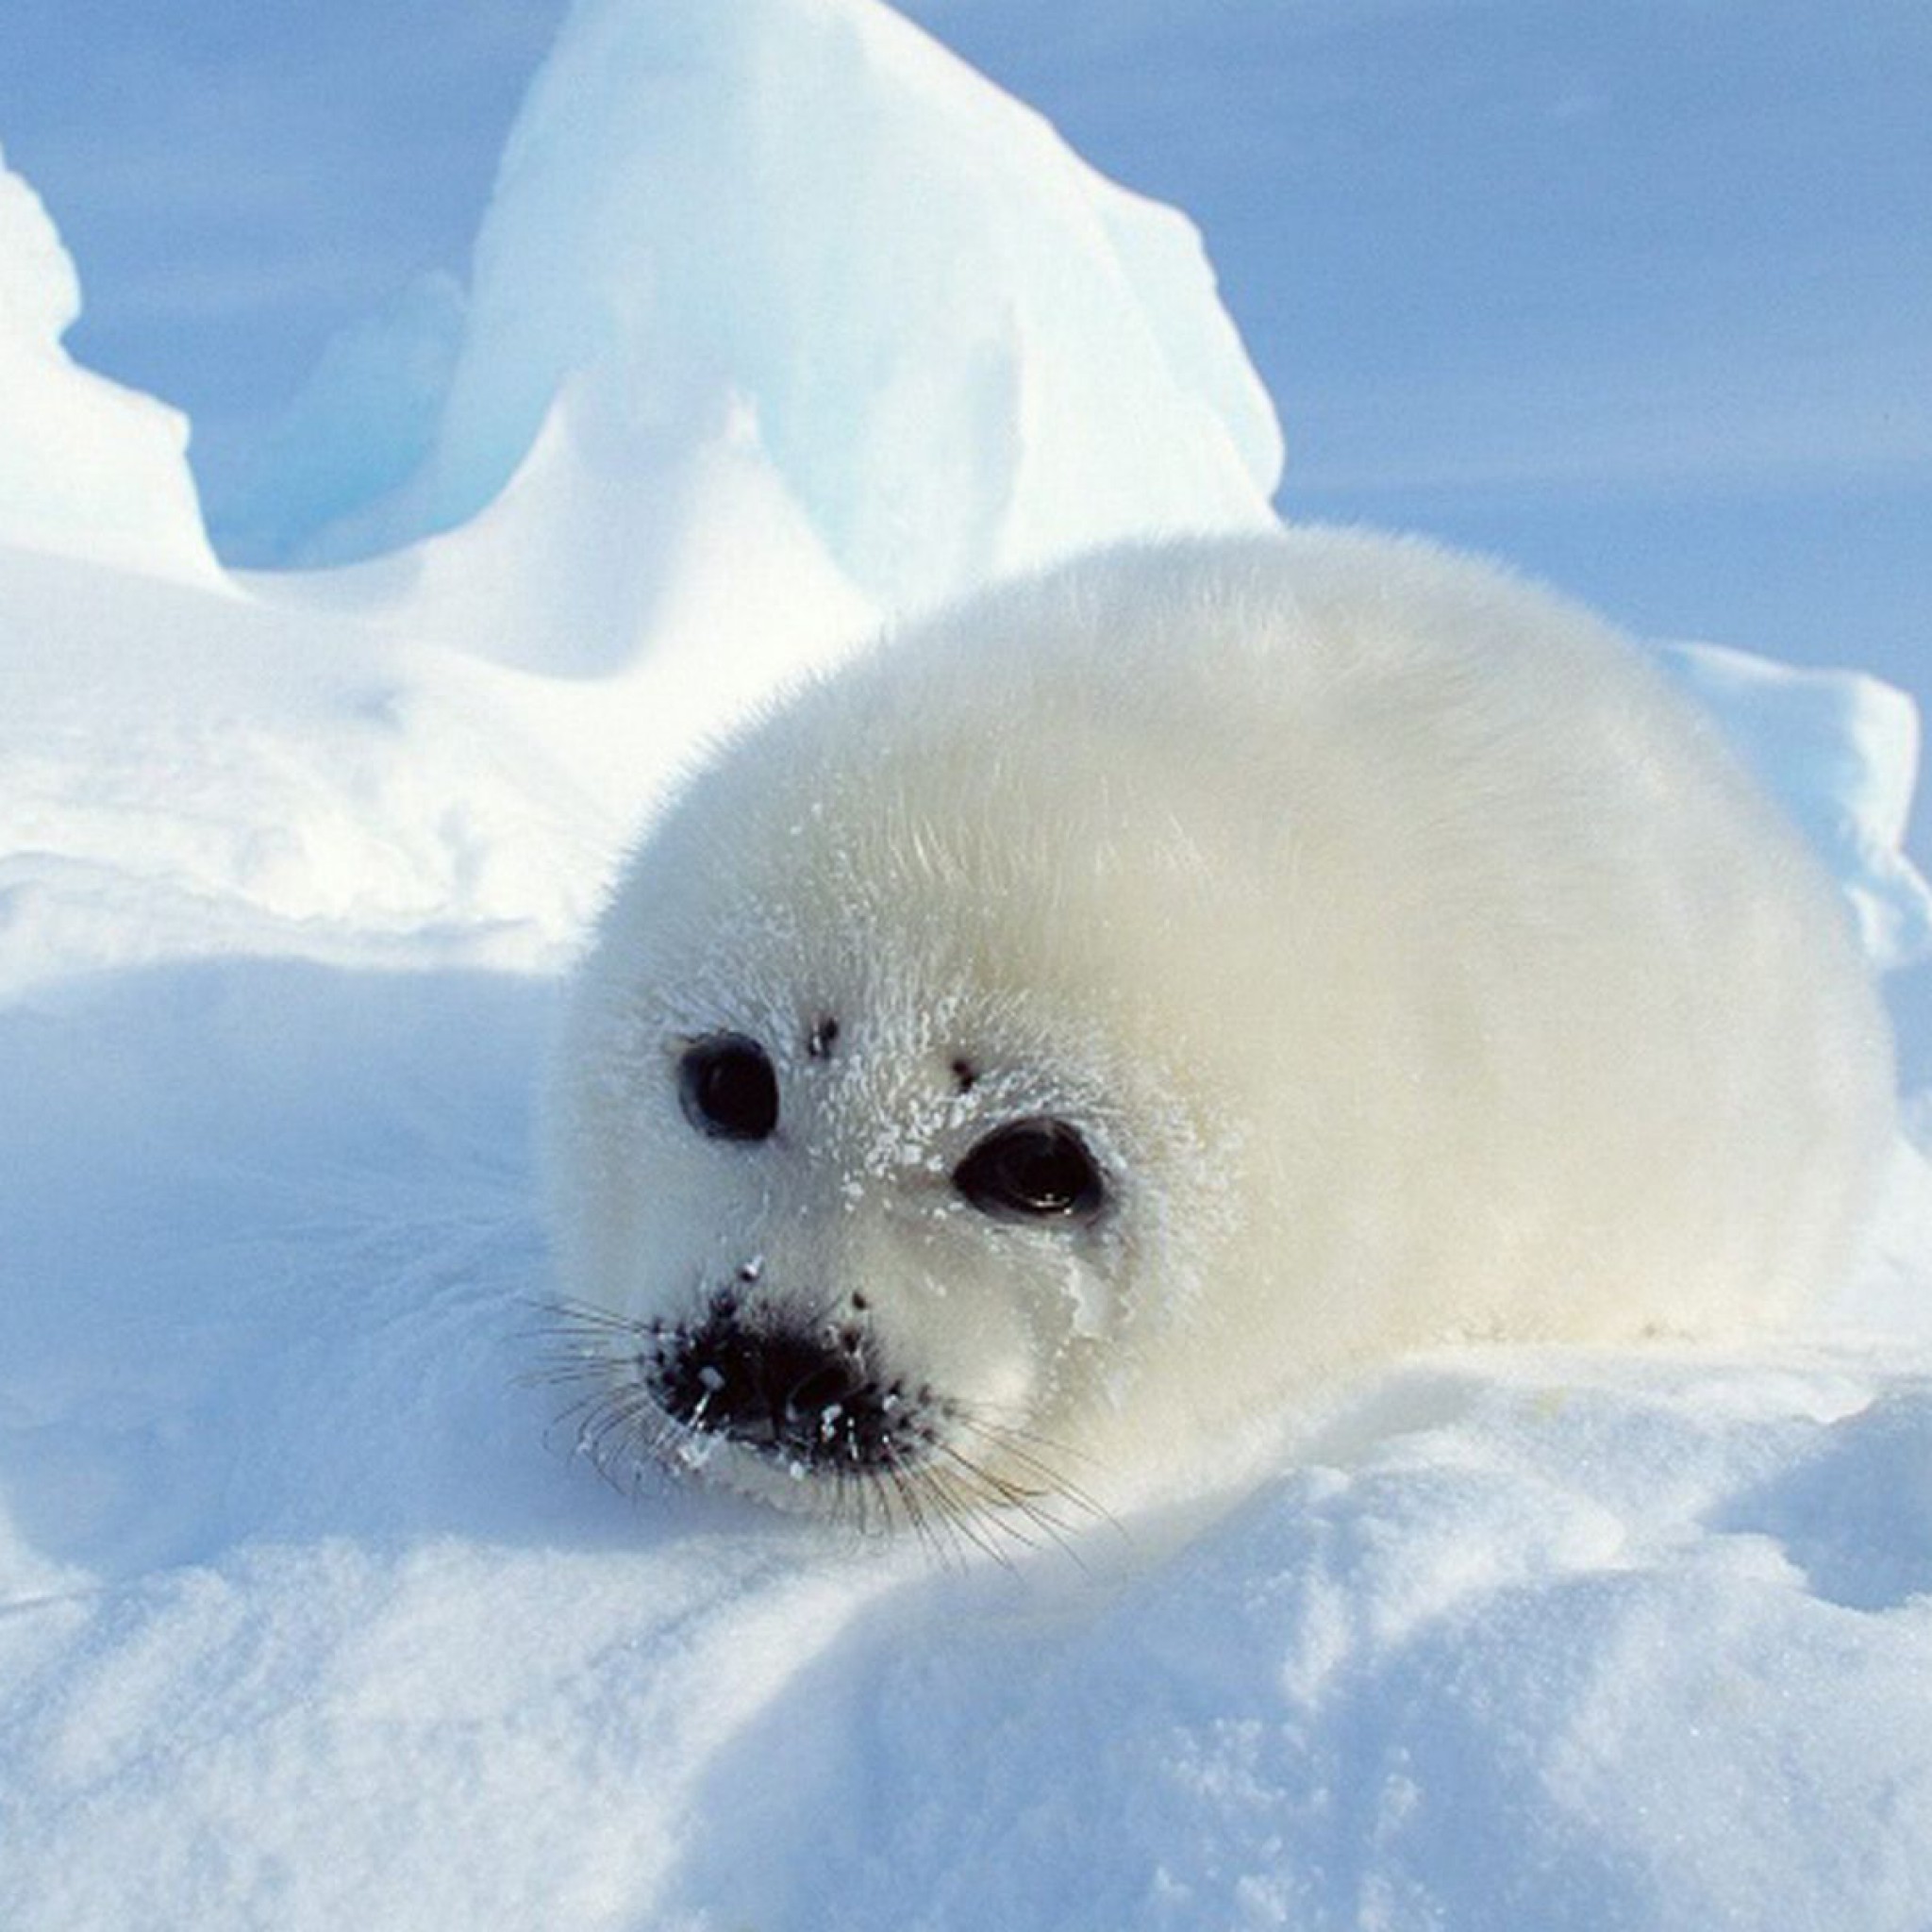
<box><xmin>541</xmin><ymin>527</ymin><xmax>1893</xmax><ymax>1539</ymax></box>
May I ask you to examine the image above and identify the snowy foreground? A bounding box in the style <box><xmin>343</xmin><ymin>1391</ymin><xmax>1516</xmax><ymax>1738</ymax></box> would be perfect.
<box><xmin>5</xmin><ymin>1</ymin><xmax>1932</xmax><ymax>1926</ymax></box>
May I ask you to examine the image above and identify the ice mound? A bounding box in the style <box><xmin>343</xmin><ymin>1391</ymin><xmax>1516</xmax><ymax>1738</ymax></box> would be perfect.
<box><xmin>232</xmin><ymin>0</ymin><xmax>1282</xmax><ymax>667</ymax></box>
<box><xmin>1663</xmin><ymin>641</ymin><xmax>1932</xmax><ymax>972</ymax></box>
<box><xmin>211</xmin><ymin>273</ymin><xmax>469</xmax><ymax>572</ymax></box>
<box><xmin>0</xmin><ymin>146</ymin><xmax>218</xmax><ymax>586</ymax></box>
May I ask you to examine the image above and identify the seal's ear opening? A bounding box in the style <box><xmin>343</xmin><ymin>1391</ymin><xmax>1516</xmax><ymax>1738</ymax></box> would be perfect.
<box><xmin>954</xmin><ymin>1118</ymin><xmax>1107</xmax><ymax>1223</ymax></box>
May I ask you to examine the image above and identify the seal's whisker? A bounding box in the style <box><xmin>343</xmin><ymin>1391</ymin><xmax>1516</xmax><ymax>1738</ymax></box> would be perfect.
<box><xmin>887</xmin><ymin>1457</ymin><xmax>951</xmax><ymax>1567</ymax></box>
<box><xmin>520</xmin><ymin>1355</ymin><xmax>639</xmax><ymax>1393</ymax></box>
<box><xmin>917</xmin><ymin>1463</ymin><xmax>1012</xmax><ymax>1571</ymax></box>
<box><xmin>580</xmin><ymin>1392</ymin><xmax>651</xmax><ymax>1470</ymax></box>
<box><xmin>530</xmin><ymin>1333</ymin><xmax>1116</xmax><ymax>1566</ymax></box>
<box><xmin>905</xmin><ymin>1469</ymin><xmax>959</xmax><ymax>1566</ymax></box>
<box><xmin>908</xmin><ymin>1469</ymin><xmax>953</xmax><ymax>1566</ymax></box>
<box><xmin>950</xmin><ymin>1402</ymin><xmax>1106</xmax><ymax>1475</ymax></box>
<box><xmin>541</xmin><ymin>1381</ymin><xmax>634</xmax><ymax>1446</ymax></box>
<box><xmin>518</xmin><ymin>1294</ymin><xmax>658</xmax><ymax>1341</ymax></box>
<box><xmin>932</xmin><ymin>1441</ymin><xmax>1088</xmax><ymax>1567</ymax></box>
<box><xmin>556</xmin><ymin>1385</ymin><xmax>657</xmax><ymax>1495</ymax></box>
<box><xmin>946</xmin><ymin>1411</ymin><xmax>1120</xmax><ymax>1541</ymax></box>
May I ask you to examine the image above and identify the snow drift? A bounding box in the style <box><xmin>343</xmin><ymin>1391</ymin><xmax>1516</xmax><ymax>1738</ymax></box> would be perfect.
<box><xmin>1</xmin><ymin>0</ymin><xmax>1930</xmax><ymax>1925</ymax></box>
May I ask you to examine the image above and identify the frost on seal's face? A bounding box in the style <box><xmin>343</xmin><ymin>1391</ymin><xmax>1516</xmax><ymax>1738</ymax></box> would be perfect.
<box><xmin>540</xmin><ymin>527</ymin><xmax>1895</xmax><ymax>1549</ymax></box>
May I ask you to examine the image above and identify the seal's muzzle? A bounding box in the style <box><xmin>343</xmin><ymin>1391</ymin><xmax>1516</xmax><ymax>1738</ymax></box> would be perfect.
<box><xmin>654</xmin><ymin>1306</ymin><xmax>931</xmax><ymax>1473</ymax></box>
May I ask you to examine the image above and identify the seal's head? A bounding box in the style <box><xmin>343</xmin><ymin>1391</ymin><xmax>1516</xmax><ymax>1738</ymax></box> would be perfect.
<box><xmin>538</xmin><ymin>663</ymin><xmax>1249</xmax><ymax>1540</ymax></box>
<box><xmin>541</xmin><ymin>530</ymin><xmax>1891</xmax><ymax>1541</ymax></box>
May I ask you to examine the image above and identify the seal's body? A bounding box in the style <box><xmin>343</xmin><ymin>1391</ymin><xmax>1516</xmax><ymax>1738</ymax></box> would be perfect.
<box><xmin>543</xmin><ymin>529</ymin><xmax>1892</xmax><ymax>1535</ymax></box>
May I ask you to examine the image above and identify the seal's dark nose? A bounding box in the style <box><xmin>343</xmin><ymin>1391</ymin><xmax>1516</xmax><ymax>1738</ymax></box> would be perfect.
<box><xmin>655</xmin><ymin>1307</ymin><xmax>914</xmax><ymax>1470</ymax></box>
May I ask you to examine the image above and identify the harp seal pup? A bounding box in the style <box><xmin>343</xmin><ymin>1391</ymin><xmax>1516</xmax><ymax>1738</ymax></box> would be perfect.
<box><xmin>542</xmin><ymin>527</ymin><xmax>1893</xmax><ymax>1539</ymax></box>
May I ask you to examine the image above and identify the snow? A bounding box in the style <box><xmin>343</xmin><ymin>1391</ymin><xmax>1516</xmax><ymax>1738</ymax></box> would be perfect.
<box><xmin>3</xmin><ymin>0</ymin><xmax>1931</xmax><ymax>1925</ymax></box>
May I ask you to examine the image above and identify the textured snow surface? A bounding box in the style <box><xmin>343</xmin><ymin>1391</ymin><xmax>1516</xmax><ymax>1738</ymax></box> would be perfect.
<box><xmin>4</xmin><ymin>2</ymin><xmax>1932</xmax><ymax>1925</ymax></box>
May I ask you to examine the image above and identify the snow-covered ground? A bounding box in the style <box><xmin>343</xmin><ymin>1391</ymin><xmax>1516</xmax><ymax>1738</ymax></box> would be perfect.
<box><xmin>3</xmin><ymin>2</ymin><xmax>1930</xmax><ymax>1926</ymax></box>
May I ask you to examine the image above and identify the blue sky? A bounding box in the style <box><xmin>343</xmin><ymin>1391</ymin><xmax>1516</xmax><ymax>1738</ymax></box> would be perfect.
<box><xmin>2</xmin><ymin>0</ymin><xmax>1927</xmax><ymax>728</ymax></box>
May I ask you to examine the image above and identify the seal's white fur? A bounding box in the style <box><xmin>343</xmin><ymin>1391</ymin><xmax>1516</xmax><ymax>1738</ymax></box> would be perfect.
<box><xmin>544</xmin><ymin>528</ymin><xmax>1893</xmax><ymax>1524</ymax></box>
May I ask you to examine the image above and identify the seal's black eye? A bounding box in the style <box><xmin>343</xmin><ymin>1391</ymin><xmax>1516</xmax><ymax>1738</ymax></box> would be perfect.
<box><xmin>678</xmin><ymin>1034</ymin><xmax>778</xmax><ymax>1141</ymax></box>
<box><xmin>953</xmin><ymin>1118</ymin><xmax>1106</xmax><ymax>1223</ymax></box>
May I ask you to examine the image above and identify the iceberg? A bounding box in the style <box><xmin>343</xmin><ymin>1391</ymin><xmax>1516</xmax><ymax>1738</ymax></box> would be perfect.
<box><xmin>1662</xmin><ymin>640</ymin><xmax>1932</xmax><ymax>973</ymax></box>
<box><xmin>0</xmin><ymin>146</ymin><xmax>218</xmax><ymax>586</ymax></box>
<box><xmin>212</xmin><ymin>272</ymin><xmax>469</xmax><ymax>573</ymax></box>
<box><xmin>237</xmin><ymin>0</ymin><xmax>1283</xmax><ymax>668</ymax></box>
